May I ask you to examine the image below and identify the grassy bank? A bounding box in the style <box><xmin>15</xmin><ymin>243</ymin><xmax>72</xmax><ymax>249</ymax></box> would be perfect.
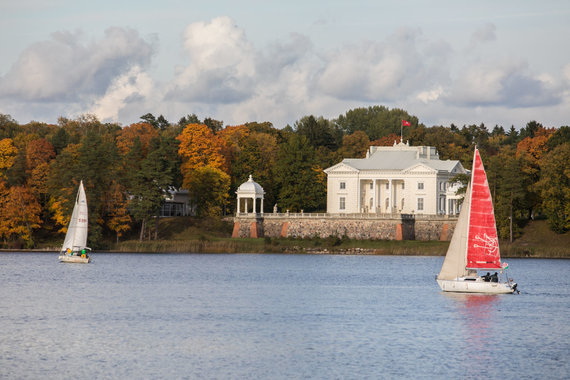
<box><xmin>110</xmin><ymin>217</ymin><xmax>569</xmax><ymax>258</ymax></box>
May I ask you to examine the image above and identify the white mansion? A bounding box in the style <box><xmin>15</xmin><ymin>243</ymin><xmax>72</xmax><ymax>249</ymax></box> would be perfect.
<box><xmin>324</xmin><ymin>142</ymin><xmax>466</xmax><ymax>216</ymax></box>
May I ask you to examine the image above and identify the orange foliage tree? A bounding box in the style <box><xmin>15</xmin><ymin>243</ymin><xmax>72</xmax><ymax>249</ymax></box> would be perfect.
<box><xmin>116</xmin><ymin>122</ymin><xmax>159</xmax><ymax>156</ymax></box>
<box><xmin>177</xmin><ymin>123</ymin><xmax>230</xmax><ymax>215</ymax></box>
<box><xmin>26</xmin><ymin>138</ymin><xmax>56</xmax><ymax>198</ymax></box>
<box><xmin>0</xmin><ymin>185</ymin><xmax>42</xmax><ymax>247</ymax></box>
<box><xmin>177</xmin><ymin>123</ymin><xmax>224</xmax><ymax>172</ymax></box>
<box><xmin>370</xmin><ymin>133</ymin><xmax>401</xmax><ymax>147</ymax></box>
<box><xmin>216</xmin><ymin>124</ymin><xmax>250</xmax><ymax>175</ymax></box>
<box><xmin>26</xmin><ymin>138</ymin><xmax>56</xmax><ymax>172</ymax></box>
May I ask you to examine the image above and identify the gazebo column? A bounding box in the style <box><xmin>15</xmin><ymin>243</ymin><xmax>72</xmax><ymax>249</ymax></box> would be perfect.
<box><xmin>237</xmin><ymin>196</ymin><xmax>241</xmax><ymax>214</ymax></box>
<box><xmin>260</xmin><ymin>198</ymin><xmax>264</xmax><ymax>215</ymax></box>
<box><xmin>253</xmin><ymin>197</ymin><xmax>257</xmax><ymax>214</ymax></box>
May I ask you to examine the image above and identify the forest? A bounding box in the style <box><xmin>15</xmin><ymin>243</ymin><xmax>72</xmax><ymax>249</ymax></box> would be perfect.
<box><xmin>0</xmin><ymin>105</ymin><xmax>568</xmax><ymax>249</ymax></box>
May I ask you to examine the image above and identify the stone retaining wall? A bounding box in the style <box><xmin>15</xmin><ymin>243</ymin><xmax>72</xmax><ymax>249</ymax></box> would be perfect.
<box><xmin>232</xmin><ymin>215</ymin><xmax>457</xmax><ymax>241</ymax></box>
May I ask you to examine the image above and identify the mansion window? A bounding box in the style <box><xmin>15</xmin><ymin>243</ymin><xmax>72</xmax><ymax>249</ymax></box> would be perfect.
<box><xmin>418</xmin><ymin>182</ymin><xmax>424</xmax><ymax>190</ymax></box>
<box><xmin>417</xmin><ymin>198</ymin><xmax>424</xmax><ymax>211</ymax></box>
<box><xmin>340</xmin><ymin>182</ymin><xmax>346</xmax><ymax>190</ymax></box>
<box><xmin>370</xmin><ymin>182</ymin><xmax>373</xmax><ymax>189</ymax></box>
<box><xmin>339</xmin><ymin>197</ymin><xmax>346</xmax><ymax>210</ymax></box>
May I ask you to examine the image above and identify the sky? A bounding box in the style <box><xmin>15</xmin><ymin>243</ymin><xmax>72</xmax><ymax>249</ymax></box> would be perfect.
<box><xmin>1</xmin><ymin>0</ymin><xmax>569</xmax><ymax>130</ymax></box>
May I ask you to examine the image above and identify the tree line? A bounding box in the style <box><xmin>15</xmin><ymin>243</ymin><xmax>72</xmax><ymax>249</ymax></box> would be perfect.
<box><xmin>0</xmin><ymin>106</ymin><xmax>568</xmax><ymax>249</ymax></box>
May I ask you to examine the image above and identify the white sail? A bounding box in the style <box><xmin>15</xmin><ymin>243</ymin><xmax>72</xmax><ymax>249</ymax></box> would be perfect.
<box><xmin>61</xmin><ymin>181</ymin><xmax>88</xmax><ymax>252</ymax></box>
<box><xmin>438</xmin><ymin>183</ymin><xmax>471</xmax><ymax>280</ymax></box>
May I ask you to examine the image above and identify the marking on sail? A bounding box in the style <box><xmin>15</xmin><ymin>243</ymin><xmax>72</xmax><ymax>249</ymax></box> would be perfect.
<box><xmin>473</xmin><ymin>233</ymin><xmax>498</xmax><ymax>256</ymax></box>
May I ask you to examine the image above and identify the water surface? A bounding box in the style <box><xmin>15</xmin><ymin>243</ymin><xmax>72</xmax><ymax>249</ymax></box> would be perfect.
<box><xmin>1</xmin><ymin>253</ymin><xmax>568</xmax><ymax>379</ymax></box>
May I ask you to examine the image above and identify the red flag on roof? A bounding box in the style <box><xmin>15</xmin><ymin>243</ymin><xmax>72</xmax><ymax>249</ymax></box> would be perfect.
<box><xmin>402</xmin><ymin>120</ymin><xmax>411</xmax><ymax>126</ymax></box>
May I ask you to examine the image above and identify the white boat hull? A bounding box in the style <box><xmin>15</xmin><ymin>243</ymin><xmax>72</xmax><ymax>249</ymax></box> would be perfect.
<box><xmin>437</xmin><ymin>278</ymin><xmax>515</xmax><ymax>294</ymax></box>
<box><xmin>59</xmin><ymin>254</ymin><xmax>91</xmax><ymax>264</ymax></box>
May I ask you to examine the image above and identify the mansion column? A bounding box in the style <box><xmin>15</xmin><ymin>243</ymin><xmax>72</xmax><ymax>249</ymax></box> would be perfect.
<box><xmin>388</xmin><ymin>179</ymin><xmax>393</xmax><ymax>212</ymax></box>
<box><xmin>372</xmin><ymin>180</ymin><xmax>376</xmax><ymax>212</ymax></box>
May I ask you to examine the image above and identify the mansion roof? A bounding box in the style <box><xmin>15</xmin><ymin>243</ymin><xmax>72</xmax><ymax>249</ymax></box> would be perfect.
<box><xmin>325</xmin><ymin>142</ymin><xmax>463</xmax><ymax>174</ymax></box>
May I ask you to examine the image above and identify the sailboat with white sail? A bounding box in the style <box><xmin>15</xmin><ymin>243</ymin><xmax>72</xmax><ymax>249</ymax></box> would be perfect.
<box><xmin>58</xmin><ymin>180</ymin><xmax>91</xmax><ymax>263</ymax></box>
<box><xmin>436</xmin><ymin>148</ymin><xmax>517</xmax><ymax>294</ymax></box>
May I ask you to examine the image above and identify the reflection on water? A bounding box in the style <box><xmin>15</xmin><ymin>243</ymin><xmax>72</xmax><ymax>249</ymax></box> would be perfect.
<box><xmin>446</xmin><ymin>293</ymin><xmax>498</xmax><ymax>368</ymax></box>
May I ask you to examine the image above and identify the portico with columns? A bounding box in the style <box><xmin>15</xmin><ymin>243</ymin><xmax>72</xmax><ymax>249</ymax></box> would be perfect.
<box><xmin>324</xmin><ymin>142</ymin><xmax>466</xmax><ymax>216</ymax></box>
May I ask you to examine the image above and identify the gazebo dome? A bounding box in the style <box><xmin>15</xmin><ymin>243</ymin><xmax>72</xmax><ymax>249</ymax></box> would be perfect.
<box><xmin>237</xmin><ymin>175</ymin><xmax>265</xmax><ymax>195</ymax></box>
<box><xmin>235</xmin><ymin>175</ymin><xmax>265</xmax><ymax>215</ymax></box>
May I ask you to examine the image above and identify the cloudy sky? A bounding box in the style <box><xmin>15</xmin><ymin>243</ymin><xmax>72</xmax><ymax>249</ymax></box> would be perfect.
<box><xmin>1</xmin><ymin>0</ymin><xmax>569</xmax><ymax>129</ymax></box>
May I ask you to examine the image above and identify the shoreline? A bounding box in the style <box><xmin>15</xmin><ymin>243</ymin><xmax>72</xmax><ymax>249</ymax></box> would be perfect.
<box><xmin>2</xmin><ymin>247</ymin><xmax>567</xmax><ymax>258</ymax></box>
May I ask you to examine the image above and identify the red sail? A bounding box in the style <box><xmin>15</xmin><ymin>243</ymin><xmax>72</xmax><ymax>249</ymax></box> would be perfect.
<box><xmin>466</xmin><ymin>148</ymin><xmax>502</xmax><ymax>269</ymax></box>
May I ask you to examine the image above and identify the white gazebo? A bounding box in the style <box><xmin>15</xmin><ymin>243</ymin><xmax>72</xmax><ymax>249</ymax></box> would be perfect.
<box><xmin>236</xmin><ymin>175</ymin><xmax>265</xmax><ymax>215</ymax></box>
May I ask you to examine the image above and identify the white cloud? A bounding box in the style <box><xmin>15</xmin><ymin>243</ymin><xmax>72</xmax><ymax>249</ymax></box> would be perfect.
<box><xmin>1</xmin><ymin>17</ymin><xmax>568</xmax><ymax>130</ymax></box>
<box><xmin>0</xmin><ymin>27</ymin><xmax>155</xmax><ymax>101</ymax></box>
<box><xmin>417</xmin><ymin>86</ymin><xmax>444</xmax><ymax>103</ymax></box>
<box><xmin>166</xmin><ymin>17</ymin><xmax>256</xmax><ymax>103</ymax></box>
<box><xmin>88</xmin><ymin>66</ymin><xmax>153</xmax><ymax>122</ymax></box>
<box><xmin>317</xmin><ymin>28</ymin><xmax>451</xmax><ymax>103</ymax></box>
<box><xmin>446</xmin><ymin>59</ymin><xmax>563</xmax><ymax>108</ymax></box>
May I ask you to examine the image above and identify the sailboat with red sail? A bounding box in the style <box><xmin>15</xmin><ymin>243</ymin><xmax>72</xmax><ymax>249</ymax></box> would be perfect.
<box><xmin>436</xmin><ymin>147</ymin><xmax>517</xmax><ymax>294</ymax></box>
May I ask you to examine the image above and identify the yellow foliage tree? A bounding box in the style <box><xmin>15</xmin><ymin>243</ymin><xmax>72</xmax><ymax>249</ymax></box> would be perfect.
<box><xmin>183</xmin><ymin>165</ymin><xmax>230</xmax><ymax>217</ymax></box>
<box><xmin>0</xmin><ymin>138</ymin><xmax>18</xmax><ymax>179</ymax></box>
<box><xmin>105</xmin><ymin>181</ymin><xmax>132</xmax><ymax>242</ymax></box>
<box><xmin>177</xmin><ymin>123</ymin><xmax>224</xmax><ymax>173</ymax></box>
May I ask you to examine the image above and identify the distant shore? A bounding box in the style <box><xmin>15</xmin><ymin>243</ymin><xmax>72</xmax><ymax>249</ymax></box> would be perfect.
<box><xmin>6</xmin><ymin>218</ymin><xmax>568</xmax><ymax>259</ymax></box>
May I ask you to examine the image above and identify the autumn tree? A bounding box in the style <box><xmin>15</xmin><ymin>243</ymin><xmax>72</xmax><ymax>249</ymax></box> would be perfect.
<box><xmin>217</xmin><ymin>124</ymin><xmax>250</xmax><ymax>176</ymax></box>
<box><xmin>337</xmin><ymin>131</ymin><xmax>370</xmax><ymax>158</ymax></box>
<box><xmin>516</xmin><ymin>126</ymin><xmax>555</xmax><ymax>219</ymax></box>
<box><xmin>0</xmin><ymin>185</ymin><xmax>42</xmax><ymax>248</ymax></box>
<box><xmin>177</xmin><ymin>123</ymin><xmax>224</xmax><ymax>172</ymax></box>
<box><xmin>0</xmin><ymin>138</ymin><xmax>18</xmax><ymax>179</ymax></box>
<box><xmin>105</xmin><ymin>180</ymin><xmax>132</xmax><ymax>243</ymax></box>
<box><xmin>116</xmin><ymin>122</ymin><xmax>159</xmax><ymax>156</ymax></box>
<box><xmin>183</xmin><ymin>166</ymin><xmax>230</xmax><ymax>217</ymax></box>
<box><xmin>25</xmin><ymin>138</ymin><xmax>56</xmax><ymax>203</ymax></box>
<box><xmin>535</xmin><ymin>143</ymin><xmax>570</xmax><ymax>233</ymax></box>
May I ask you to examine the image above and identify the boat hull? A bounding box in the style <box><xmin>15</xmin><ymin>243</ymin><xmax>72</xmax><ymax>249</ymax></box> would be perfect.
<box><xmin>59</xmin><ymin>254</ymin><xmax>91</xmax><ymax>264</ymax></box>
<box><xmin>437</xmin><ymin>278</ymin><xmax>515</xmax><ymax>294</ymax></box>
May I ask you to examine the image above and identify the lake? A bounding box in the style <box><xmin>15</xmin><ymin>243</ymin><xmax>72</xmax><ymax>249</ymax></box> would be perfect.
<box><xmin>1</xmin><ymin>253</ymin><xmax>568</xmax><ymax>379</ymax></box>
